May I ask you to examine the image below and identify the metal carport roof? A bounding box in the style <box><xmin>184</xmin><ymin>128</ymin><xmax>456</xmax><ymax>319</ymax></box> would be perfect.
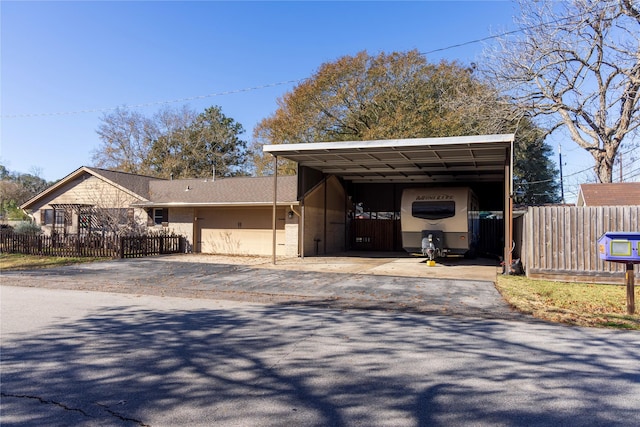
<box><xmin>262</xmin><ymin>134</ymin><xmax>515</xmax><ymax>269</ymax></box>
<box><xmin>263</xmin><ymin>134</ymin><xmax>514</xmax><ymax>184</ymax></box>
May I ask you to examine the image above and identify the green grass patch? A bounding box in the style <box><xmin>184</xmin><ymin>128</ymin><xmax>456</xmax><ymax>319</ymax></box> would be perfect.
<box><xmin>496</xmin><ymin>275</ymin><xmax>640</xmax><ymax>330</ymax></box>
<box><xmin>0</xmin><ymin>253</ymin><xmax>107</xmax><ymax>271</ymax></box>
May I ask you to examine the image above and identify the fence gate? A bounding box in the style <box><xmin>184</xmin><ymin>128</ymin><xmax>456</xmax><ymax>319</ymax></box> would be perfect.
<box><xmin>350</xmin><ymin>219</ymin><xmax>402</xmax><ymax>251</ymax></box>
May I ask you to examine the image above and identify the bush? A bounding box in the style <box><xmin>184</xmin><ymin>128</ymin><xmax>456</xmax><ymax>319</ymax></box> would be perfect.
<box><xmin>13</xmin><ymin>221</ymin><xmax>43</xmax><ymax>235</ymax></box>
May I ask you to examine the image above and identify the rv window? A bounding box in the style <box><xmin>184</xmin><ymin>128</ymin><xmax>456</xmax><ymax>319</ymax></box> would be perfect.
<box><xmin>412</xmin><ymin>201</ymin><xmax>455</xmax><ymax>220</ymax></box>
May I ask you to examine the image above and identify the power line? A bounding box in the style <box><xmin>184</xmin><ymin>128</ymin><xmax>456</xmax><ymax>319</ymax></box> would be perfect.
<box><xmin>1</xmin><ymin>80</ymin><xmax>302</xmax><ymax>119</ymax></box>
<box><xmin>3</xmin><ymin>10</ymin><xmax>590</xmax><ymax>120</ymax></box>
<box><xmin>0</xmin><ymin>1</ymin><xmax>622</xmax><ymax>122</ymax></box>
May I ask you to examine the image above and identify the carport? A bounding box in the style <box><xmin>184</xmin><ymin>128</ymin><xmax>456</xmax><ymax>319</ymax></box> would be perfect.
<box><xmin>263</xmin><ymin>134</ymin><xmax>515</xmax><ymax>268</ymax></box>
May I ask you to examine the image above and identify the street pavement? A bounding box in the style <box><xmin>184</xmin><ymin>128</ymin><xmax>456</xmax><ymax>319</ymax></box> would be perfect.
<box><xmin>1</xmin><ymin>257</ymin><xmax>640</xmax><ymax>426</ymax></box>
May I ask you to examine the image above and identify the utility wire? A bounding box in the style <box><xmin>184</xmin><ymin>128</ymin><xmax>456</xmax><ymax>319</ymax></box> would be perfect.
<box><xmin>2</xmin><ymin>9</ymin><xmax>590</xmax><ymax>119</ymax></box>
<box><xmin>2</xmin><ymin>80</ymin><xmax>302</xmax><ymax>119</ymax></box>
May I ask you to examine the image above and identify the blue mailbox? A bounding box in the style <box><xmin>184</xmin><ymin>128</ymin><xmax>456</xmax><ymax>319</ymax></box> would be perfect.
<box><xmin>597</xmin><ymin>232</ymin><xmax>640</xmax><ymax>264</ymax></box>
<box><xmin>598</xmin><ymin>232</ymin><xmax>639</xmax><ymax>315</ymax></box>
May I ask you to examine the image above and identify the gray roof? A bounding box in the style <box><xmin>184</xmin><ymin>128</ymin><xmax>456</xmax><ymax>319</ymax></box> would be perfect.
<box><xmin>85</xmin><ymin>167</ymin><xmax>161</xmax><ymax>200</ymax></box>
<box><xmin>138</xmin><ymin>175</ymin><xmax>299</xmax><ymax>207</ymax></box>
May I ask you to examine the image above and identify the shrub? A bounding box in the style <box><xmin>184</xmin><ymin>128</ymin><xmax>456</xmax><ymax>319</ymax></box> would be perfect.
<box><xmin>13</xmin><ymin>221</ymin><xmax>43</xmax><ymax>235</ymax></box>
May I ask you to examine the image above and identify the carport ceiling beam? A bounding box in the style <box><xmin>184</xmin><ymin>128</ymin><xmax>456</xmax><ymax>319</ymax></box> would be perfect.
<box><xmin>320</xmin><ymin>165</ymin><xmax>502</xmax><ymax>174</ymax></box>
<box><xmin>346</xmin><ymin>174</ymin><xmax>505</xmax><ymax>183</ymax></box>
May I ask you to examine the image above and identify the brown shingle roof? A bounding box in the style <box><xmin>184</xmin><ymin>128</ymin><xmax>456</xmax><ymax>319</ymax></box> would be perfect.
<box><xmin>577</xmin><ymin>182</ymin><xmax>640</xmax><ymax>206</ymax></box>
<box><xmin>141</xmin><ymin>175</ymin><xmax>298</xmax><ymax>206</ymax></box>
<box><xmin>85</xmin><ymin>167</ymin><xmax>163</xmax><ymax>200</ymax></box>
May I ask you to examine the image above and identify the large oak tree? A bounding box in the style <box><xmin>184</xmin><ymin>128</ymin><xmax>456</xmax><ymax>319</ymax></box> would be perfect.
<box><xmin>252</xmin><ymin>50</ymin><xmax>560</xmax><ymax>204</ymax></box>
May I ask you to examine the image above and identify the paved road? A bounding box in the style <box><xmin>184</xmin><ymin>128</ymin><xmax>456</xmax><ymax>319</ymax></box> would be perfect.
<box><xmin>2</xmin><ymin>283</ymin><xmax>640</xmax><ymax>426</ymax></box>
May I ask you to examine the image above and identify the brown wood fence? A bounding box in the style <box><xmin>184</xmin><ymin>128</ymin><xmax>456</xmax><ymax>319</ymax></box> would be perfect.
<box><xmin>350</xmin><ymin>219</ymin><xmax>402</xmax><ymax>251</ymax></box>
<box><xmin>520</xmin><ymin>205</ymin><xmax>640</xmax><ymax>283</ymax></box>
<box><xmin>0</xmin><ymin>231</ymin><xmax>186</xmax><ymax>259</ymax></box>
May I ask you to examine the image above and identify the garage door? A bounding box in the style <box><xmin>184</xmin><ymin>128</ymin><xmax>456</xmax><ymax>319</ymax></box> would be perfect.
<box><xmin>196</xmin><ymin>207</ymin><xmax>287</xmax><ymax>256</ymax></box>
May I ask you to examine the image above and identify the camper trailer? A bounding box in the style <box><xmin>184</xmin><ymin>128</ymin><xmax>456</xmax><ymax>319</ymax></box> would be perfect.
<box><xmin>401</xmin><ymin>187</ymin><xmax>479</xmax><ymax>258</ymax></box>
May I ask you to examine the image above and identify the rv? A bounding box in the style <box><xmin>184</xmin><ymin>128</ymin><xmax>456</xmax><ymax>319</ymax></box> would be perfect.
<box><xmin>401</xmin><ymin>187</ymin><xmax>479</xmax><ymax>258</ymax></box>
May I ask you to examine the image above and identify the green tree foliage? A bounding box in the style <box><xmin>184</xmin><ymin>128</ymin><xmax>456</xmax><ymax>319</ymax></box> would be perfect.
<box><xmin>0</xmin><ymin>165</ymin><xmax>51</xmax><ymax>219</ymax></box>
<box><xmin>512</xmin><ymin>123</ymin><xmax>562</xmax><ymax>205</ymax></box>
<box><xmin>252</xmin><ymin>50</ymin><xmax>560</xmax><ymax>204</ymax></box>
<box><xmin>94</xmin><ymin>106</ymin><xmax>248</xmax><ymax>179</ymax></box>
<box><xmin>145</xmin><ymin>106</ymin><xmax>248</xmax><ymax>179</ymax></box>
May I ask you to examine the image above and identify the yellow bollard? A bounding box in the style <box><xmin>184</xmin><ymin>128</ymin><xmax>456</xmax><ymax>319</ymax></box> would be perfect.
<box><xmin>427</xmin><ymin>260</ymin><xmax>436</xmax><ymax>267</ymax></box>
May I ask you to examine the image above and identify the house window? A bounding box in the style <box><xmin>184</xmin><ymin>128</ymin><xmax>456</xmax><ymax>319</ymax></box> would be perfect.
<box><xmin>412</xmin><ymin>201</ymin><xmax>456</xmax><ymax>220</ymax></box>
<box><xmin>153</xmin><ymin>208</ymin><xmax>166</xmax><ymax>225</ymax></box>
<box><xmin>55</xmin><ymin>210</ymin><xmax>65</xmax><ymax>225</ymax></box>
<box><xmin>42</xmin><ymin>209</ymin><xmax>54</xmax><ymax>225</ymax></box>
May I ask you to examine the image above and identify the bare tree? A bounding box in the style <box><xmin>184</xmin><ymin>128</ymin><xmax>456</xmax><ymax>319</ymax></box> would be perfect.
<box><xmin>93</xmin><ymin>107</ymin><xmax>156</xmax><ymax>174</ymax></box>
<box><xmin>482</xmin><ymin>0</ymin><xmax>640</xmax><ymax>183</ymax></box>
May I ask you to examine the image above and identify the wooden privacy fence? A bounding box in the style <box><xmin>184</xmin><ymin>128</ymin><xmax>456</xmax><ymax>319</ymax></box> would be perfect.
<box><xmin>519</xmin><ymin>205</ymin><xmax>640</xmax><ymax>282</ymax></box>
<box><xmin>0</xmin><ymin>231</ymin><xmax>186</xmax><ymax>259</ymax></box>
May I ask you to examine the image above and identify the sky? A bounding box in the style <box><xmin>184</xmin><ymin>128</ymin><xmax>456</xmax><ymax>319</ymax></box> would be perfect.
<box><xmin>0</xmin><ymin>0</ymin><xmax>619</xmax><ymax>203</ymax></box>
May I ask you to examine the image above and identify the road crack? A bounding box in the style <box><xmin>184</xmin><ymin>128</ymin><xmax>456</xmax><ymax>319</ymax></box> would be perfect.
<box><xmin>1</xmin><ymin>392</ymin><xmax>92</xmax><ymax>418</ymax></box>
<box><xmin>95</xmin><ymin>402</ymin><xmax>151</xmax><ymax>426</ymax></box>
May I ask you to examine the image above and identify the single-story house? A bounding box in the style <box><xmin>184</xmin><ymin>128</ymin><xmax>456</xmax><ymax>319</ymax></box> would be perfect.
<box><xmin>576</xmin><ymin>182</ymin><xmax>640</xmax><ymax>206</ymax></box>
<box><xmin>20</xmin><ymin>166</ymin><xmax>344</xmax><ymax>257</ymax></box>
<box><xmin>21</xmin><ymin>135</ymin><xmax>516</xmax><ymax>261</ymax></box>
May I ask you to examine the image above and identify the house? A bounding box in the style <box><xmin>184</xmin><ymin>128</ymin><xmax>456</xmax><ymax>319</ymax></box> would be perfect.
<box><xmin>129</xmin><ymin>174</ymin><xmax>303</xmax><ymax>256</ymax></box>
<box><xmin>20</xmin><ymin>166</ymin><xmax>310</xmax><ymax>256</ymax></box>
<box><xmin>22</xmin><ymin>135</ymin><xmax>517</xmax><ymax>260</ymax></box>
<box><xmin>576</xmin><ymin>182</ymin><xmax>640</xmax><ymax>206</ymax></box>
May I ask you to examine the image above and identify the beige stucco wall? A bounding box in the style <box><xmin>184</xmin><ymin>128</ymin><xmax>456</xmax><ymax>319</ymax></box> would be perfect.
<box><xmin>303</xmin><ymin>176</ymin><xmax>346</xmax><ymax>256</ymax></box>
<box><xmin>166</xmin><ymin>207</ymin><xmax>195</xmax><ymax>252</ymax></box>
<box><xmin>195</xmin><ymin>206</ymin><xmax>298</xmax><ymax>256</ymax></box>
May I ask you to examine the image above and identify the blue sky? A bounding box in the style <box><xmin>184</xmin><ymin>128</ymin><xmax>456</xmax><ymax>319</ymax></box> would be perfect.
<box><xmin>1</xmin><ymin>0</ymin><xmax>600</xmax><ymax>201</ymax></box>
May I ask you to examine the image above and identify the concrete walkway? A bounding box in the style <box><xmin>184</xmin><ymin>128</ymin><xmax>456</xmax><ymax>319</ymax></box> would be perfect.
<box><xmin>1</xmin><ymin>254</ymin><xmax>517</xmax><ymax>319</ymax></box>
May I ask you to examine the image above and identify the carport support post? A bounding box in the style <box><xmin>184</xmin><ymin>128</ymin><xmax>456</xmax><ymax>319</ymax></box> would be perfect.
<box><xmin>272</xmin><ymin>155</ymin><xmax>278</xmax><ymax>265</ymax></box>
<box><xmin>626</xmin><ymin>262</ymin><xmax>635</xmax><ymax>315</ymax></box>
<box><xmin>503</xmin><ymin>152</ymin><xmax>513</xmax><ymax>275</ymax></box>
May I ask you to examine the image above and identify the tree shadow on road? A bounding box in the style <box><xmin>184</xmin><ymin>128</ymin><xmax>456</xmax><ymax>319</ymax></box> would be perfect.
<box><xmin>2</xmin><ymin>302</ymin><xmax>640</xmax><ymax>426</ymax></box>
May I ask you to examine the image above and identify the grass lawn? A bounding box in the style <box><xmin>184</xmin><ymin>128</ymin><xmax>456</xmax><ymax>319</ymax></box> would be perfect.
<box><xmin>496</xmin><ymin>275</ymin><xmax>640</xmax><ymax>330</ymax></box>
<box><xmin>0</xmin><ymin>253</ymin><xmax>107</xmax><ymax>270</ymax></box>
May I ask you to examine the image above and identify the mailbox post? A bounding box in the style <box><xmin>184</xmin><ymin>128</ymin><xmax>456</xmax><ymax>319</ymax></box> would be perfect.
<box><xmin>597</xmin><ymin>232</ymin><xmax>640</xmax><ymax>315</ymax></box>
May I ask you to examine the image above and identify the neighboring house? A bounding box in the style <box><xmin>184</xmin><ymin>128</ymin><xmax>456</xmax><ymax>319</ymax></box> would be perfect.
<box><xmin>576</xmin><ymin>182</ymin><xmax>640</xmax><ymax>206</ymax></box>
<box><xmin>20</xmin><ymin>166</ymin><xmax>315</xmax><ymax>257</ymax></box>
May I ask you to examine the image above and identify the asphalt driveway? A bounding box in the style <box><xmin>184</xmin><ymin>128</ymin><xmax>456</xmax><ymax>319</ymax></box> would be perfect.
<box><xmin>0</xmin><ymin>254</ymin><xmax>515</xmax><ymax>319</ymax></box>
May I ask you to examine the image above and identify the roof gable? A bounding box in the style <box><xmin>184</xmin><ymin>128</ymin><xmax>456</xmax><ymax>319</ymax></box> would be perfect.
<box><xmin>577</xmin><ymin>183</ymin><xmax>640</xmax><ymax>206</ymax></box>
<box><xmin>21</xmin><ymin>166</ymin><xmax>159</xmax><ymax>209</ymax></box>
